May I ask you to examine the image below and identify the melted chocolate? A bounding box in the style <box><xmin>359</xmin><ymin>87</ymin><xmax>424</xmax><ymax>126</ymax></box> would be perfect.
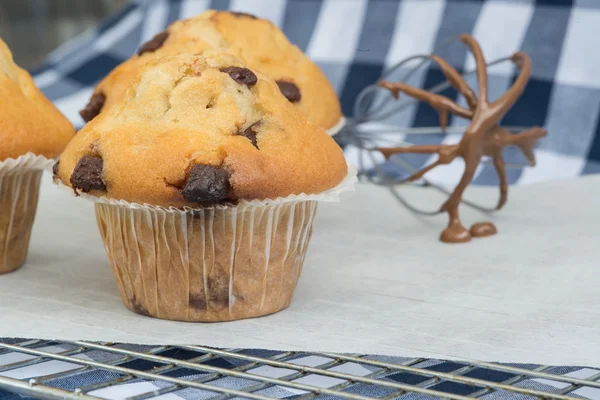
<box><xmin>240</xmin><ymin>122</ymin><xmax>260</xmax><ymax>149</ymax></box>
<box><xmin>52</xmin><ymin>160</ymin><xmax>60</xmax><ymax>177</ymax></box>
<box><xmin>138</xmin><ymin>31</ymin><xmax>169</xmax><ymax>55</ymax></box>
<box><xmin>70</xmin><ymin>155</ymin><xmax>106</xmax><ymax>193</ymax></box>
<box><xmin>182</xmin><ymin>164</ymin><xmax>230</xmax><ymax>204</ymax></box>
<box><xmin>220</xmin><ymin>66</ymin><xmax>258</xmax><ymax>88</ymax></box>
<box><xmin>230</xmin><ymin>11</ymin><xmax>258</xmax><ymax>19</ymax></box>
<box><xmin>129</xmin><ymin>296</ymin><xmax>151</xmax><ymax>317</ymax></box>
<box><xmin>80</xmin><ymin>92</ymin><xmax>106</xmax><ymax>123</ymax></box>
<box><xmin>470</xmin><ymin>222</ymin><xmax>497</xmax><ymax>238</ymax></box>
<box><xmin>276</xmin><ymin>80</ymin><xmax>301</xmax><ymax>103</ymax></box>
<box><xmin>378</xmin><ymin>34</ymin><xmax>547</xmax><ymax>243</ymax></box>
<box><xmin>188</xmin><ymin>293</ymin><xmax>206</xmax><ymax>310</ymax></box>
<box><xmin>207</xmin><ymin>276</ymin><xmax>230</xmax><ymax>309</ymax></box>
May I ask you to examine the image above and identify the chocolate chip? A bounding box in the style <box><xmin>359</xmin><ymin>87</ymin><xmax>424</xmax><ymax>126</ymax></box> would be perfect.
<box><xmin>79</xmin><ymin>92</ymin><xmax>106</xmax><ymax>123</ymax></box>
<box><xmin>182</xmin><ymin>165</ymin><xmax>230</xmax><ymax>204</ymax></box>
<box><xmin>189</xmin><ymin>294</ymin><xmax>206</xmax><ymax>310</ymax></box>
<box><xmin>137</xmin><ymin>30</ymin><xmax>169</xmax><ymax>56</ymax></box>
<box><xmin>276</xmin><ymin>80</ymin><xmax>301</xmax><ymax>103</ymax></box>
<box><xmin>208</xmin><ymin>276</ymin><xmax>230</xmax><ymax>309</ymax></box>
<box><xmin>240</xmin><ymin>123</ymin><xmax>259</xmax><ymax>149</ymax></box>
<box><xmin>220</xmin><ymin>66</ymin><xmax>257</xmax><ymax>88</ymax></box>
<box><xmin>230</xmin><ymin>11</ymin><xmax>258</xmax><ymax>19</ymax></box>
<box><xmin>70</xmin><ymin>155</ymin><xmax>106</xmax><ymax>193</ymax></box>
<box><xmin>52</xmin><ymin>160</ymin><xmax>60</xmax><ymax>177</ymax></box>
<box><xmin>130</xmin><ymin>296</ymin><xmax>151</xmax><ymax>317</ymax></box>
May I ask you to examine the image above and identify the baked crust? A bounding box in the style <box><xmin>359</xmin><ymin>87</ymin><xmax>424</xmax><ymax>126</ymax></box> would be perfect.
<box><xmin>85</xmin><ymin>10</ymin><xmax>341</xmax><ymax>130</ymax></box>
<box><xmin>57</xmin><ymin>51</ymin><xmax>347</xmax><ymax>208</ymax></box>
<box><xmin>0</xmin><ymin>38</ymin><xmax>74</xmax><ymax>161</ymax></box>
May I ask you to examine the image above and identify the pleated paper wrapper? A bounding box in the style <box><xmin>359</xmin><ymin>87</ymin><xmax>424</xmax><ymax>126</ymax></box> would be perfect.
<box><xmin>0</xmin><ymin>153</ymin><xmax>55</xmax><ymax>274</ymax></box>
<box><xmin>326</xmin><ymin>116</ymin><xmax>345</xmax><ymax>137</ymax></box>
<box><xmin>60</xmin><ymin>166</ymin><xmax>357</xmax><ymax>322</ymax></box>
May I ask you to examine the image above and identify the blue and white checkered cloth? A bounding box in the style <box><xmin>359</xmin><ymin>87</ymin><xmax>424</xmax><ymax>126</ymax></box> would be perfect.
<box><xmin>5</xmin><ymin>0</ymin><xmax>598</xmax><ymax>398</ymax></box>
<box><xmin>31</xmin><ymin>0</ymin><xmax>600</xmax><ymax>187</ymax></box>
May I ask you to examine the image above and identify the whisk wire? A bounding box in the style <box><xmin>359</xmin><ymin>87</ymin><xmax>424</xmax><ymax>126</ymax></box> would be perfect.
<box><xmin>343</xmin><ymin>37</ymin><xmax>533</xmax><ymax>217</ymax></box>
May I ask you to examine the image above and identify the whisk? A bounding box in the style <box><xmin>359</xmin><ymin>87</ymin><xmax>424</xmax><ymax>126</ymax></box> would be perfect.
<box><xmin>337</xmin><ymin>36</ymin><xmax>541</xmax><ymax>216</ymax></box>
<box><xmin>335</xmin><ymin>35</ymin><xmax>547</xmax><ymax>242</ymax></box>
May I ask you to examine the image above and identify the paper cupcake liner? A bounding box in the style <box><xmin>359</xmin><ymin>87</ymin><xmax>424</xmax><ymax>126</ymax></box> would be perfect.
<box><xmin>326</xmin><ymin>116</ymin><xmax>346</xmax><ymax>137</ymax></box>
<box><xmin>0</xmin><ymin>152</ymin><xmax>55</xmax><ymax>175</ymax></box>
<box><xmin>96</xmin><ymin>199</ymin><xmax>319</xmax><ymax>321</ymax></box>
<box><xmin>58</xmin><ymin>165</ymin><xmax>357</xmax><ymax>212</ymax></box>
<box><xmin>0</xmin><ymin>153</ymin><xmax>54</xmax><ymax>274</ymax></box>
<box><xmin>59</xmin><ymin>167</ymin><xmax>356</xmax><ymax>321</ymax></box>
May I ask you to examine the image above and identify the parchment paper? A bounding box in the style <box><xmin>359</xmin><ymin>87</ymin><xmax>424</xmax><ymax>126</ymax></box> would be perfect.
<box><xmin>0</xmin><ymin>173</ymin><xmax>599</xmax><ymax>366</ymax></box>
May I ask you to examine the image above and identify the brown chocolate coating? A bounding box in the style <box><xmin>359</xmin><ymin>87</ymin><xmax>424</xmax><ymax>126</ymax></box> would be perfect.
<box><xmin>276</xmin><ymin>80</ymin><xmax>301</xmax><ymax>103</ymax></box>
<box><xmin>378</xmin><ymin>34</ymin><xmax>546</xmax><ymax>243</ymax></box>
<box><xmin>79</xmin><ymin>92</ymin><xmax>106</xmax><ymax>123</ymax></box>
<box><xmin>470</xmin><ymin>222</ymin><xmax>497</xmax><ymax>238</ymax></box>
<box><xmin>220</xmin><ymin>66</ymin><xmax>258</xmax><ymax>88</ymax></box>
<box><xmin>182</xmin><ymin>164</ymin><xmax>230</xmax><ymax>204</ymax></box>
<box><xmin>70</xmin><ymin>155</ymin><xmax>106</xmax><ymax>193</ymax></box>
<box><xmin>137</xmin><ymin>31</ymin><xmax>169</xmax><ymax>56</ymax></box>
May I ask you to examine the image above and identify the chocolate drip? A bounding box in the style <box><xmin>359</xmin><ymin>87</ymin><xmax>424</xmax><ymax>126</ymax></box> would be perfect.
<box><xmin>378</xmin><ymin>34</ymin><xmax>547</xmax><ymax>243</ymax></box>
<box><xmin>52</xmin><ymin>160</ymin><xmax>60</xmax><ymax>178</ymax></box>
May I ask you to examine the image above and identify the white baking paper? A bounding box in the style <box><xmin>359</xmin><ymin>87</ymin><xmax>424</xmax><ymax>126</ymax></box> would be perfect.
<box><xmin>0</xmin><ymin>172</ymin><xmax>599</xmax><ymax>366</ymax></box>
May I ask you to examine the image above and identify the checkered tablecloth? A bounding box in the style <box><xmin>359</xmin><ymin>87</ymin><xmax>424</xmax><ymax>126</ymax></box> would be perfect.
<box><xmin>31</xmin><ymin>0</ymin><xmax>600</xmax><ymax>186</ymax></box>
<box><xmin>3</xmin><ymin>0</ymin><xmax>597</xmax><ymax>398</ymax></box>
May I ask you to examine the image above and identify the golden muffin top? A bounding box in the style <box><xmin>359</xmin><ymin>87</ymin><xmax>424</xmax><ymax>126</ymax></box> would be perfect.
<box><xmin>0</xmin><ymin>38</ymin><xmax>74</xmax><ymax>161</ymax></box>
<box><xmin>56</xmin><ymin>51</ymin><xmax>347</xmax><ymax>208</ymax></box>
<box><xmin>80</xmin><ymin>10</ymin><xmax>342</xmax><ymax>130</ymax></box>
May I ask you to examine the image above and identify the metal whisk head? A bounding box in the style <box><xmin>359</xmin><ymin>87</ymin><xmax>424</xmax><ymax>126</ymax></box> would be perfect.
<box><xmin>337</xmin><ymin>37</ymin><xmax>538</xmax><ymax>216</ymax></box>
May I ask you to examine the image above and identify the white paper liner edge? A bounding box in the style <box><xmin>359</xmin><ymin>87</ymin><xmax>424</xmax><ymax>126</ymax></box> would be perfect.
<box><xmin>0</xmin><ymin>153</ymin><xmax>56</xmax><ymax>176</ymax></box>
<box><xmin>326</xmin><ymin>116</ymin><xmax>346</xmax><ymax>137</ymax></box>
<box><xmin>55</xmin><ymin>164</ymin><xmax>358</xmax><ymax>212</ymax></box>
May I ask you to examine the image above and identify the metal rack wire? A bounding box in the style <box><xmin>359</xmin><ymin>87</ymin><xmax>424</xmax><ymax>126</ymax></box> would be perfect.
<box><xmin>0</xmin><ymin>339</ymin><xmax>597</xmax><ymax>399</ymax></box>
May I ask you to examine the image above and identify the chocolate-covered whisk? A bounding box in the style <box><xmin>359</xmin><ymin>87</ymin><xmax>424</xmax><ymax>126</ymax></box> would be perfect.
<box><xmin>339</xmin><ymin>34</ymin><xmax>547</xmax><ymax>243</ymax></box>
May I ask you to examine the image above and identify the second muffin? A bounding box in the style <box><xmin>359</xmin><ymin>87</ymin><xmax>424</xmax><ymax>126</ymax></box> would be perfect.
<box><xmin>0</xmin><ymin>38</ymin><xmax>74</xmax><ymax>274</ymax></box>
<box><xmin>81</xmin><ymin>10</ymin><xmax>342</xmax><ymax>131</ymax></box>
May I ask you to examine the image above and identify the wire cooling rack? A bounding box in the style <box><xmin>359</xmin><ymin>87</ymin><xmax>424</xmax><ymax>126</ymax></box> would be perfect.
<box><xmin>0</xmin><ymin>339</ymin><xmax>598</xmax><ymax>399</ymax></box>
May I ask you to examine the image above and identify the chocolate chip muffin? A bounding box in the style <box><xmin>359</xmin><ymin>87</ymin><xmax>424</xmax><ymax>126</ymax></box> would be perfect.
<box><xmin>81</xmin><ymin>10</ymin><xmax>342</xmax><ymax>131</ymax></box>
<box><xmin>0</xmin><ymin>38</ymin><xmax>74</xmax><ymax>274</ymax></box>
<box><xmin>56</xmin><ymin>51</ymin><xmax>350</xmax><ymax>322</ymax></box>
